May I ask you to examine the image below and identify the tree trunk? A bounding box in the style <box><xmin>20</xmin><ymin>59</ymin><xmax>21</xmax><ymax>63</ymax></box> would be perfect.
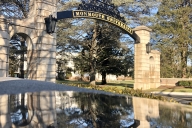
<box><xmin>90</xmin><ymin>60</ymin><xmax>96</xmax><ymax>85</ymax></box>
<box><xmin>20</xmin><ymin>41</ymin><xmax>25</xmax><ymax>78</ymax></box>
<box><xmin>89</xmin><ymin>23</ymin><xmax>98</xmax><ymax>85</ymax></box>
<box><xmin>101</xmin><ymin>71</ymin><xmax>107</xmax><ymax>85</ymax></box>
<box><xmin>181</xmin><ymin>50</ymin><xmax>187</xmax><ymax>78</ymax></box>
<box><xmin>20</xmin><ymin>54</ymin><xmax>24</xmax><ymax>78</ymax></box>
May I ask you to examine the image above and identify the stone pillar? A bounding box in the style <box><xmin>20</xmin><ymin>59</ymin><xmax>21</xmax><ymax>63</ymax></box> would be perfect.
<box><xmin>149</xmin><ymin>50</ymin><xmax>161</xmax><ymax>88</ymax></box>
<box><xmin>27</xmin><ymin>0</ymin><xmax>58</xmax><ymax>82</ymax></box>
<box><xmin>133</xmin><ymin>26</ymin><xmax>152</xmax><ymax>90</ymax></box>
<box><xmin>27</xmin><ymin>91</ymin><xmax>57</xmax><ymax>127</ymax></box>
<box><xmin>0</xmin><ymin>16</ymin><xmax>9</xmax><ymax>77</ymax></box>
<box><xmin>133</xmin><ymin>97</ymin><xmax>159</xmax><ymax>128</ymax></box>
<box><xmin>0</xmin><ymin>95</ymin><xmax>11</xmax><ymax>128</ymax></box>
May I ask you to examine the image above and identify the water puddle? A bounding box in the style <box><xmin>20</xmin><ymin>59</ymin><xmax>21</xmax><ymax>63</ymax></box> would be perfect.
<box><xmin>0</xmin><ymin>91</ymin><xmax>191</xmax><ymax>127</ymax></box>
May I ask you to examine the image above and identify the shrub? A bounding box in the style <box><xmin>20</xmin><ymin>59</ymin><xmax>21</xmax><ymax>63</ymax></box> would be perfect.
<box><xmin>57</xmin><ymin>73</ymin><xmax>65</xmax><ymax>80</ymax></box>
<box><xmin>65</xmin><ymin>72</ymin><xmax>72</xmax><ymax>79</ymax></box>
<box><xmin>189</xmin><ymin>81</ymin><xmax>192</xmax><ymax>86</ymax></box>
<box><xmin>177</xmin><ymin>81</ymin><xmax>192</xmax><ymax>88</ymax></box>
<box><xmin>178</xmin><ymin>81</ymin><xmax>189</xmax><ymax>87</ymax></box>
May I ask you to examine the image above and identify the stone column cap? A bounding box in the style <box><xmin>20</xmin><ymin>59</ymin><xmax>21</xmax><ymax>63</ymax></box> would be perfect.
<box><xmin>151</xmin><ymin>50</ymin><xmax>161</xmax><ymax>55</ymax></box>
<box><xmin>0</xmin><ymin>15</ymin><xmax>5</xmax><ymax>18</ymax></box>
<box><xmin>0</xmin><ymin>15</ymin><xmax>7</xmax><ymax>21</ymax></box>
<box><xmin>0</xmin><ymin>14</ymin><xmax>9</xmax><ymax>18</ymax></box>
<box><xmin>133</xmin><ymin>26</ymin><xmax>152</xmax><ymax>32</ymax></box>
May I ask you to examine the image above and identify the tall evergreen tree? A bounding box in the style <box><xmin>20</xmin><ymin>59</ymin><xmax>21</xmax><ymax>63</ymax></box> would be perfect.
<box><xmin>56</xmin><ymin>0</ymin><xmax>160</xmax><ymax>83</ymax></box>
<box><xmin>73</xmin><ymin>21</ymin><xmax>133</xmax><ymax>85</ymax></box>
<box><xmin>153</xmin><ymin>0</ymin><xmax>192</xmax><ymax>78</ymax></box>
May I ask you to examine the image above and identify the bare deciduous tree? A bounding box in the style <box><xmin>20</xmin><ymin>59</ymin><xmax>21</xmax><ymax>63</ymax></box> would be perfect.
<box><xmin>0</xmin><ymin>0</ymin><xmax>29</xmax><ymax>18</ymax></box>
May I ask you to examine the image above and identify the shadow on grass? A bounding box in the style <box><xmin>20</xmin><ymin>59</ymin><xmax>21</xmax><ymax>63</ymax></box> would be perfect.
<box><xmin>56</xmin><ymin>80</ymin><xmax>89</xmax><ymax>85</ymax></box>
<box><xmin>105</xmin><ymin>83</ymin><xmax>134</xmax><ymax>88</ymax></box>
<box><xmin>57</xmin><ymin>80</ymin><xmax>134</xmax><ymax>88</ymax></box>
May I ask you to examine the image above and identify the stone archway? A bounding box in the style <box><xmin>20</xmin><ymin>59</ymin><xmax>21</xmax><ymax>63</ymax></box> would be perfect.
<box><xmin>0</xmin><ymin>0</ymin><xmax>160</xmax><ymax>89</ymax></box>
<box><xmin>0</xmin><ymin>0</ymin><xmax>58</xmax><ymax>82</ymax></box>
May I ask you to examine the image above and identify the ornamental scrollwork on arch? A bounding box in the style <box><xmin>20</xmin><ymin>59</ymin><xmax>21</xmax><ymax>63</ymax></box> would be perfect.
<box><xmin>78</xmin><ymin>0</ymin><xmax>125</xmax><ymax>23</ymax></box>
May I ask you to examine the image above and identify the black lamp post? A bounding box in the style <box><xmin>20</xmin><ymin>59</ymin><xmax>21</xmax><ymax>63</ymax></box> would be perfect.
<box><xmin>146</xmin><ymin>42</ymin><xmax>152</xmax><ymax>53</ymax></box>
<box><xmin>44</xmin><ymin>15</ymin><xmax>57</xmax><ymax>34</ymax></box>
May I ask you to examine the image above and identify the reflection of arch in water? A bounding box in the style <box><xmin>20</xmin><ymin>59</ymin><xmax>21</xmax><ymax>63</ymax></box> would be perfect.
<box><xmin>10</xmin><ymin>93</ymin><xmax>33</xmax><ymax>127</ymax></box>
<box><xmin>0</xmin><ymin>95</ymin><xmax>11</xmax><ymax>127</ymax></box>
<box><xmin>56</xmin><ymin>92</ymin><xmax>140</xmax><ymax>127</ymax></box>
<box><xmin>27</xmin><ymin>92</ymin><xmax>57</xmax><ymax>127</ymax></box>
<box><xmin>11</xmin><ymin>105</ymin><xmax>30</xmax><ymax>126</ymax></box>
<box><xmin>10</xmin><ymin>92</ymin><xmax>57</xmax><ymax>128</ymax></box>
<box><xmin>133</xmin><ymin>97</ymin><xmax>159</xmax><ymax>128</ymax></box>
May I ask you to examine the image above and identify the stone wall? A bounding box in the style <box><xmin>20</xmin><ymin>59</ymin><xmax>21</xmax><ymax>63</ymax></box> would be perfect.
<box><xmin>160</xmin><ymin>78</ymin><xmax>192</xmax><ymax>86</ymax></box>
<box><xmin>134</xmin><ymin>26</ymin><xmax>160</xmax><ymax>90</ymax></box>
<box><xmin>0</xmin><ymin>16</ymin><xmax>9</xmax><ymax>77</ymax></box>
<box><xmin>149</xmin><ymin>50</ymin><xmax>161</xmax><ymax>88</ymax></box>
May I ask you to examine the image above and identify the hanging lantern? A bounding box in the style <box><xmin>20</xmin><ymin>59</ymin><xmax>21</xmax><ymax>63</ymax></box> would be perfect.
<box><xmin>44</xmin><ymin>15</ymin><xmax>57</xmax><ymax>34</ymax></box>
<box><xmin>146</xmin><ymin>42</ymin><xmax>152</xmax><ymax>53</ymax></box>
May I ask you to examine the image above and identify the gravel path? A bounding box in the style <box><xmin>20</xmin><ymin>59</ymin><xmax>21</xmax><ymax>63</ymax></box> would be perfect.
<box><xmin>0</xmin><ymin>77</ymin><xmax>118</xmax><ymax>95</ymax></box>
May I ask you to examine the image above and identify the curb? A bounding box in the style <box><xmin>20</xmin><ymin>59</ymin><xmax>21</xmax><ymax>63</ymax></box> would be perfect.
<box><xmin>0</xmin><ymin>77</ymin><xmax>21</xmax><ymax>82</ymax></box>
<box><xmin>151</xmin><ymin>91</ymin><xmax>192</xmax><ymax>96</ymax></box>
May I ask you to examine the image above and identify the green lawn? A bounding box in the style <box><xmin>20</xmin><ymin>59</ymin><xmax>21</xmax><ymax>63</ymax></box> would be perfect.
<box><xmin>57</xmin><ymin>80</ymin><xmax>192</xmax><ymax>93</ymax></box>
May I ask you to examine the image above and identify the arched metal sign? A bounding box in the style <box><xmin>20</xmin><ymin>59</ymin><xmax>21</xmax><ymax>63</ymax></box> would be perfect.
<box><xmin>45</xmin><ymin>0</ymin><xmax>140</xmax><ymax>43</ymax></box>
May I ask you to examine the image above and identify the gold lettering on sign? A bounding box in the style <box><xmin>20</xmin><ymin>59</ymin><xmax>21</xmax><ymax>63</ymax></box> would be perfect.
<box><xmin>95</xmin><ymin>13</ymin><xmax>99</xmax><ymax>18</ymax></box>
<box><xmin>118</xmin><ymin>22</ymin><xmax>121</xmax><ymax>26</ymax></box>
<box><xmin>88</xmin><ymin>12</ymin><xmax>92</xmax><ymax>17</ymax></box>
<box><xmin>73</xmin><ymin>10</ymin><xmax>133</xmax><ymax>35</ymax></box>
<box><xmin>82</xmin><ymin>12</ymin><xmax>86</xmax><ymax>16</ymax></box>
<box><xmin>75</xmin><ymin>12</ymin><xmax>80</xmax><ymax>16</ymax></box>
<box><xmin>80</xmin><ymin>12</ymin><xmax>83</xmax><ymax>16</ymax></box>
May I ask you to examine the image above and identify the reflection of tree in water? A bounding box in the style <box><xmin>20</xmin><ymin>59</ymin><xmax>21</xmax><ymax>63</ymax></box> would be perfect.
<box><xmin>150</xmin><ymin>104</ymin><xmax>192</xmax><ymax>128</ymax></box>
<box><xmin>10</xmin><ymin>94</ymin><xmax>29</xmax><ymax>126</ymax></box>
<box><xmin>57</xmin><ymin>92</ymin><xmax>133</xmax><ymax>128</ymax></box>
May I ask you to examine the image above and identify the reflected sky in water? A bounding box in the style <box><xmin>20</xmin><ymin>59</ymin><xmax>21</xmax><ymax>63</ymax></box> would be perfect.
<box><xmin>0</xmin><ymin>91</ymin><xmax>192</xmax><ymax>128</ymax></box>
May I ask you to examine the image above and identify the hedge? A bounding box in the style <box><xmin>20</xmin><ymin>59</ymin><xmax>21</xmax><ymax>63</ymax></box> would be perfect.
<box><xmin>177</xmin><ymin>81</ymin><xmax>192</xmax><ymax>87</ymax></box>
